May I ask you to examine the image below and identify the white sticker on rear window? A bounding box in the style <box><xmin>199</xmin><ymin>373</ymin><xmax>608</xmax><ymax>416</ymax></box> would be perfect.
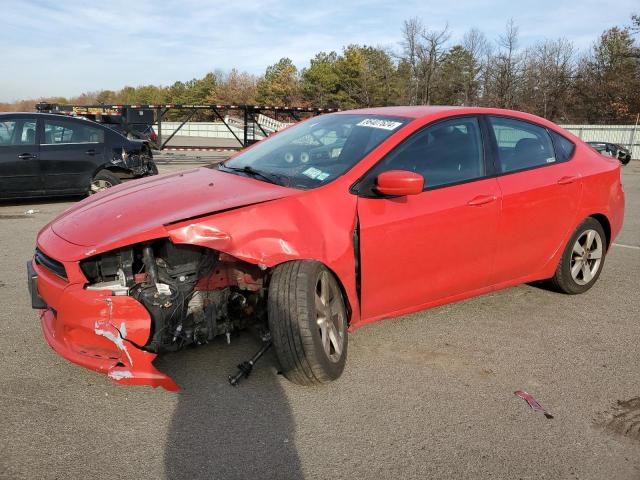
<box><xmin>356</xmin><ymin>118</ymin><xmax>403</xmax><ymax>131</ymax></box>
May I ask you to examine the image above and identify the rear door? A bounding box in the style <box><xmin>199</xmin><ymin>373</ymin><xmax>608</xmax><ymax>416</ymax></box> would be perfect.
<box><xmin>39</xmin><ymin>117</ymin><xmax>106</xmax><ymax>193</ymax></box>
<box><xmin>0</xmin><ymin>116</ymin><xmax>42</xmax><ymax>198</ymax></box>
<box><xmin>486</xmin><ymin>116</ymin><xmax>582</xmax><ymax>284</ymax></box>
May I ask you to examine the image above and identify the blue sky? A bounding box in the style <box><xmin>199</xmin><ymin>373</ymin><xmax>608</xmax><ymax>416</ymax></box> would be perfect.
<box><xmin>1</xmin><ymin>0</ymin><xmax>637</xmax><ymax>101</ymax></box>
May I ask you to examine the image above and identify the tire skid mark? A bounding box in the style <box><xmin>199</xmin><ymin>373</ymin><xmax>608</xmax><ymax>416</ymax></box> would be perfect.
<box><xmin>597</xmin><ymin>397</ymin><xmax>640</xmax><ymax>442</ymax></box>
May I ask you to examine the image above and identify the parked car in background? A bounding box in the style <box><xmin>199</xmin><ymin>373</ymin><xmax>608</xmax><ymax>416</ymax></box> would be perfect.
<box><xmin>36</xmin><ymin>103</ymin><xmax>159</xmax><ymax>148</ymax></box>
<box><xmin>29</xmin><ymin>106</ymin><xmax>624</xmax><ymax>391</ymax></box>
<box><xmin>587</xmin><ymin>141</ymin><xmax>632</xmax><ymax>165</ymax></box>
<box><xmin>0</xmin><ymin>113</ymin><xmax>157</xmax><ymax>199</ymax></box>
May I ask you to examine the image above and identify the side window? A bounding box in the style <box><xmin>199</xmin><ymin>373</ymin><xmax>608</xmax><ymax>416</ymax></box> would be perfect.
<box><xmin>85</xmin><ymin>125</ymin><xmax>105</xmax><ymax>143</ymax></box>
<box><xmin>0</xmin><ymin>121</ymin><xmax>17</xmax><ymax>145</ymax></box>
<box><xmin>19</xmin><ymin>121</ymin><xmax>37</xmax><ymax>145</ymax></box>
<box><xmin>489</xmin><ymin>116</ymin><xmax>556</xmax><ymax>173</ymax></box>
<box><xmin>0</xmin><ymin>120</ymin><xmax>36</xmax><ymax>146</ymax></box>
<box><xmin>43</xmin><ymin>120</ymin><xmax>104</xmax><ymax>144</ymax></box>
<box><xmin>549</xmin><ymin>130</ymin><xmax>576</xmax><ymax>162</ymax></box>
<box><xmin>368</xmin><ymin>117</ymin><xmax>485</xmax><ymax>191</ymax></box>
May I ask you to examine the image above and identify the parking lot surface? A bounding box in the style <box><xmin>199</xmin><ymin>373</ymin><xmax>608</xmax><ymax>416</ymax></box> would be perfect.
<box><xmin>1</xmin><ymin>161</ymin><xmax>639</xmax><ymax>479</ymax></box>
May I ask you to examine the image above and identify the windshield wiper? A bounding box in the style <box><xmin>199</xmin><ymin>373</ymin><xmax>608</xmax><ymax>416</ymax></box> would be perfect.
<box><xmin>219</xmin><ymin>164</ymin><xmax>290</xmax><ymax>186</ymax></box>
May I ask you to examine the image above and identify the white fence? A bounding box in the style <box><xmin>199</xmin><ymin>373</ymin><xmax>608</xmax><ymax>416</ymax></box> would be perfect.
<box><xmin>560</xmin><ymin>124</ymin><xmax>639</xmax><ymax>159</ymax></box>
<box><xmin>155</xmin><ymin>115</ymin><xmax>292</xmax><ymax>142</ymax></box>
<box><xmin>155</xmin><ymin>120</ymin><xmax>244</xmax><ymax>140</ymax></box>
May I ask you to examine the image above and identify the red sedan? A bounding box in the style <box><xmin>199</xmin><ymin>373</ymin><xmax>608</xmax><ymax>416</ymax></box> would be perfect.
<box><xmin>28</xmin><ymin>106</ymin><xmax>625</xmax><ymax>390</ymax></box>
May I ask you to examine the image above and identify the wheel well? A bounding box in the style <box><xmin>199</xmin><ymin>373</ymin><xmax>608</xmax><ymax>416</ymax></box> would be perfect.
<box><xmin>589</xmin><ymin>214</ymin><xmax>611</xmax><ymax>249</ymax></box>
<box><xmin>95</xmin><ymin>165</ymin><xmax>127</xmax><ymax>178</ymax></box>
<box><xmin>268</xmin><ymin>260</ymin><xmax>353</xmax><ymax>325</ymax></box>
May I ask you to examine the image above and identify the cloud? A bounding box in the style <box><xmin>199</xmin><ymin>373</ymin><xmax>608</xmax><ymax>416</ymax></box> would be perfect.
<box><xmin>0</xmin><ymin>0</ymin><xmax>637</xmax><ymax>101</ymax></box>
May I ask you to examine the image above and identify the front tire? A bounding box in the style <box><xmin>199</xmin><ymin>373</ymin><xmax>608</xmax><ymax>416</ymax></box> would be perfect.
<box><xmin>268</xmin><ymin>261</ymin><xmax>348</xmax><ymax>385</ymax></box>
<box><xmin>548</xmin><ymin>217</ymin><xmax>607</xmax><ymax>294</ymax></box>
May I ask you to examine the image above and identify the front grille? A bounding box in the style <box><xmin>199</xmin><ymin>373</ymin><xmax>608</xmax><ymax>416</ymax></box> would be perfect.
<box><xmin>34</xmin><ymin>248</ymin><xmax>67</xmax><ymax>280</ymax></box>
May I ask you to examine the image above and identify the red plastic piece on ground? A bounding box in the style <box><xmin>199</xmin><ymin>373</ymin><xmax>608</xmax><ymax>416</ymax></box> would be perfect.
<box><xmin>514</xmin><ymin>390</ymin><xmax>554</xmax><ymax>419</ymax></box>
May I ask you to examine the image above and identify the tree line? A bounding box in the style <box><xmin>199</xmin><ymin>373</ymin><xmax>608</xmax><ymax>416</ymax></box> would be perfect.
<box><xmin>2</xmin><ymin>14</ymin><xmax>639</xmax><ymax>124</ymax></box>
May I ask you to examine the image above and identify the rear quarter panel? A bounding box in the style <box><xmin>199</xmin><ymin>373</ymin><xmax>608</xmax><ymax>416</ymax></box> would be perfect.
<box><xmin>573</xmin><ymin>143</ymin><xmax>625</xmax><ymax>245</ymax></box>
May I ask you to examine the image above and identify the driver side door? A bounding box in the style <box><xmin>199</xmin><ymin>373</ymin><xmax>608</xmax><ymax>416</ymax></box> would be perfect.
<box><xmin>356</xmin><ymin>116</ymin><xmax>502</xmax><ymax>321</ymax></box>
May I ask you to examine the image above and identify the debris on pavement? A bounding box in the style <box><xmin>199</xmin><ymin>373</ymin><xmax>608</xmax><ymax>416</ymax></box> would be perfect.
<box><xmin>24</xmin><ymin>209</ymin><xmax>40</xmax><ymax>215</ymax></box>
<box><xmin>515</xmin><ymin>390</ymin><xmax>554</xmax><ymax>419</ymax></box>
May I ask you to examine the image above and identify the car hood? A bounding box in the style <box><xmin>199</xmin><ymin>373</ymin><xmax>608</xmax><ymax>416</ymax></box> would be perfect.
<box><xmin>50</xmin><ymin>168</ymin><xmax>296</xmax><ymax>248</ymax></box>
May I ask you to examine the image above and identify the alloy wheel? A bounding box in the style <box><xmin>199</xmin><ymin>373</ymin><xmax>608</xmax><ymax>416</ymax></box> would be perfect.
<box><xmin>315</xmin><ymin>270</ymin><xmax>345</xmax><ymax>362</ymax></box>
<box><xmin>570</xmin><ymin>229</ymin><xmax>603</xmax><ymax>285</ymax></box>
<box><xmin>90</xmin><ymin>179</ymin><xmax>113</xmax><ymax>194</ymax></box>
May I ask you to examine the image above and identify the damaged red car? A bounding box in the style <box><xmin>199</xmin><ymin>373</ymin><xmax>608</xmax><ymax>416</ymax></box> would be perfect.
<box><xmin>28</xmin><ymin>107</ymin><xmax>625</xmax><ymax>391</ymax></box>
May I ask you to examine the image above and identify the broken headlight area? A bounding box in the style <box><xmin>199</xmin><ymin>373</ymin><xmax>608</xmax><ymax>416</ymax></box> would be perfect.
<box><xmin>81</xmin><ymin>239</ymin><xmax>267</xmax><ymax>354</ymax></box>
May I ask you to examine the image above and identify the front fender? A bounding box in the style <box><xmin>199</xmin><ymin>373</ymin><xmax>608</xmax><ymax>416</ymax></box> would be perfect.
<box><xmin>165</xmin><ymin>187</ymin><xmax>361</xmax><ymax>324</ymax></box>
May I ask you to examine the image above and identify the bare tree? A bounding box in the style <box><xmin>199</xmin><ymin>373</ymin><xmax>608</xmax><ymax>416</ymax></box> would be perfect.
<box><xmin>462</xmin><ymin>28</ymin><xmax>490</xmax><ymax>104</ymax></box>
<box><xmin>463</xmin><ymin>28</ymin><xmax>489</xmax><ymax>62</ymax></box>
<box><xmin>419</xmin><ymin>24</ymin><xmax>451</xmax><ymax>105</ymax></box>
<box><xmin>400</xmin><ymin>17</ymin><xmax>424</xmax><ymax>104</ymax></box>
<box><xmin>485</xmin><ymin>19</ymin><xmax>521</xmax><ymax>108</ymax></box>
<box><xmin>524</xmin><ymin>38</ymin><xmax>575</xmax><ymax>119</ymax></box>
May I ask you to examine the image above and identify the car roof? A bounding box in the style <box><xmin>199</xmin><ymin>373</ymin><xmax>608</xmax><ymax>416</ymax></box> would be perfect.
<box><xmin>0</xmin><ymin>112</ymin><xmax>93</xmax><ymax>121</ymax></box>
<box><xmin>0</xmin><ymin>112</ymin><xmax>113</xmax><ymax>131</ymax></box>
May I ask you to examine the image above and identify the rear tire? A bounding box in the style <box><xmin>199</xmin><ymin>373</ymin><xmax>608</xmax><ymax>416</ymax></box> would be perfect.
<box><xmin>268</xmin><ymin>261</ymin><xmax>348</xmax><ymax>386</ymax></box>
<box><xmin>90</xmin><ymin>170</ymin><xmax>121</xmax><ymax>194</ymax></box>
<box><xmin>547</xmin><ymin>217</ymin><xmax>607</xmax><ymax>294</ymax></box>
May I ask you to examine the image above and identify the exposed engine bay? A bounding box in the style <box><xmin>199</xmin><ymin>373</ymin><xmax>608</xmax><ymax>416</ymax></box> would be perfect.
<box><xmin>81</xmin><ymin>240</ymin><xmax>267</xmax><ymax>354</ymax></box>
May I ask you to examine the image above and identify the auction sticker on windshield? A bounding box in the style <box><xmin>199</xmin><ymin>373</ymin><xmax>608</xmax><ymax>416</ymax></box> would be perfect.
<box><xmin>356</xmin><ymin>118</ymin><xmax>403</xmax><ymax>130</ymax></box>
<box><xmin>302</xmin><ymin>167</ymin><xmax>330</xmax><ymax>181</ymax></box>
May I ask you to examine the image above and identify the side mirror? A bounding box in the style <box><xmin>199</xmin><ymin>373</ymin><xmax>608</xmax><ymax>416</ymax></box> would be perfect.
<box><xmin>376</xmin><ymin>170</ymin><xmax>424</xmax><ymax>196</ymax></box>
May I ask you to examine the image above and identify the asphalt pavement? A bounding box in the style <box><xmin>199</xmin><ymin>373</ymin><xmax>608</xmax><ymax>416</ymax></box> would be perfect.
<box><xmin>1</xmin><ymin>161</ymin><xmax>639</xmax><ymax>479</ymax></box>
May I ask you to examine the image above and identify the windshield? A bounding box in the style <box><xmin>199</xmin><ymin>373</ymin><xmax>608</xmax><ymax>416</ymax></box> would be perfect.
<box><xmin>221</xmin><ymin>114</ymin><xmax>411</xmax><ymax>189</ymax></box>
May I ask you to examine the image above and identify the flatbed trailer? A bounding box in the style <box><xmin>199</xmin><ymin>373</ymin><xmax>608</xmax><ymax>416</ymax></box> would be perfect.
<box><xmin>36</xmin><ymin>103</ymin><xmax>339</xmax><ymax>150</ymax></box>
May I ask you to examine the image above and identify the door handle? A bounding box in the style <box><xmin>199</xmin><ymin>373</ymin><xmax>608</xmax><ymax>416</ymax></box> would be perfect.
<box><xmin>17</xmin><ymin>153</ymin><xmax>37</xmax><ymax>160</ymax></box>
<box><xmin>85</xmin><ymin>149</ymin><xmax>96</xmax><ymax>156</ymax></box>
<box><xmin>467</xmin><ymin>195</ymin><xmax>497</xmax><ymax>206</ymax></box>
<box><xmin>557</xmin><ymin>175</ymin><xmax>579</xmax><ymax>185</ymax></box>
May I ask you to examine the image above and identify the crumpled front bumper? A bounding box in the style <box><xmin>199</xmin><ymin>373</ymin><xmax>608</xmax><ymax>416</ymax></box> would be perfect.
<box><xmin>31</xmin><ymin>258</ymin><xmax>178</xmax><ymax>391</ymax></box>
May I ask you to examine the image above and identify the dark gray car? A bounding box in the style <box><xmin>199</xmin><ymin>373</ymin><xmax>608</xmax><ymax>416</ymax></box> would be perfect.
<box><xmin>586</xmin><ymin>141</ymin><xmax>632</xmax><ymax>165</ymax></box>
<box><xmin>0</xmin><ymin>112</ymin><xmax>157</xmax><ymax>199</ymax></box>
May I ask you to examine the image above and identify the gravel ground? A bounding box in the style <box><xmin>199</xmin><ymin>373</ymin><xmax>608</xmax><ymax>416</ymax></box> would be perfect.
<box><xmin>1</xmin><ymin>161</ymin><xmax>639</xmax><ymax>480</ymax></box>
